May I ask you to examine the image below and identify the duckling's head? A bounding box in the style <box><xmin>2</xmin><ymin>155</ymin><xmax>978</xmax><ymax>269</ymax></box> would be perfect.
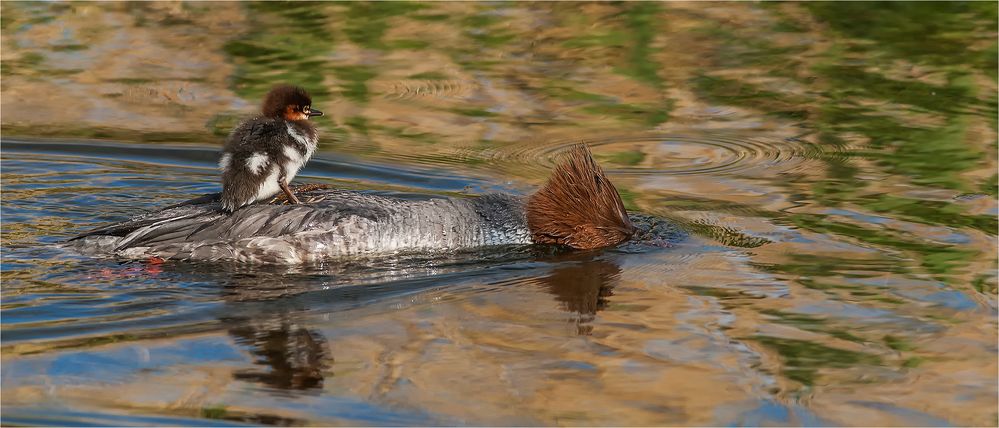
<box><xmin>262</xmin><ymin>85</ymin><xmax>324</xmax><ymax>121</ymax></box>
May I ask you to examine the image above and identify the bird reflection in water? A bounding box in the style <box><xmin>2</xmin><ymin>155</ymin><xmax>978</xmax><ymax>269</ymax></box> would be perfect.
<box><xmin>225</xmin><ymin>316</ymin><xmax>329</xmax><ymax>391</ymax></box>
<box><xmin>211</xmin><ymin>250</ymin><xmax>625</xmax><ymax>391</ymax></box>
<box><xmin>537</xmin><ymin>254</ymin><xmax>623</xmax><ymax>335</ymax></box>
<box><xmin>218</xmin><ymin>275</ymin><xmax>332</xmax><ymax>393</ymax></box>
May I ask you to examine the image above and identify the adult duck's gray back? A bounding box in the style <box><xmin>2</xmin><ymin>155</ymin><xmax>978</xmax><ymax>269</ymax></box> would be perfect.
<box><xmin>71</xmin><ymin>190</ymin><xmax>532</xmax><ymax>264</ymax></box>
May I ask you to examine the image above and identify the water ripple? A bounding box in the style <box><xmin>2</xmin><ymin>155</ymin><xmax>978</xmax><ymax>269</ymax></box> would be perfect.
<box><xmin>487</xmin><ymin>133</ymin><xmax>839</xmax><ymax>177</ymax></box>
<box><xmin>376</xmin><ymin>79</ymin><xmax>480</xmax><ymax>101</ymax></box>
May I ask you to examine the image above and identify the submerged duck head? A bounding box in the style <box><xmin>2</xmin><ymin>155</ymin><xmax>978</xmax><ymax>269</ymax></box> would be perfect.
<box><xmin>262</xmin><ymin>85</ymin><xmax>324</xmax><ymax>122</ymax></box>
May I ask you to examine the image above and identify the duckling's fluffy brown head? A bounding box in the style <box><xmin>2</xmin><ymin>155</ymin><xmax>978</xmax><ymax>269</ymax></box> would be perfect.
<box><xmin>261</xmin><ymin>85</ymin><xmax>323</xmax><ymax>121</ymax></box>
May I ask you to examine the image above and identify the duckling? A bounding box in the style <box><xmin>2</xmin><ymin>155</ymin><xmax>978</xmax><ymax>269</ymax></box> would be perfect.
<box><xmin>219</xmin><ymin>85</ymin><xmax>323</xmax><ymax>212</ymax></box>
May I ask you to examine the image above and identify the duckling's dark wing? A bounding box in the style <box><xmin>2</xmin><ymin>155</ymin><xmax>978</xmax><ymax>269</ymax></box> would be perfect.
<box><xmin>223</xmin><ymin>117</ymin><xmax>291</xmax><ymax>154</ymax></box>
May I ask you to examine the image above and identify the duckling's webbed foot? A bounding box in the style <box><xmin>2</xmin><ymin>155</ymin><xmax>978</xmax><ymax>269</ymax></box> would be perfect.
<box><xmin>270</xmin><ymin>183</ymin><xmax>335</xmax><ymax>204</ymax></box>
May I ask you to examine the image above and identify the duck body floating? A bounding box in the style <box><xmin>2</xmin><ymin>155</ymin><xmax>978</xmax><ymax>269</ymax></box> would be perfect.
<box><xmin>71</xmin><ymin>145</ymin><xmax>640</xmax><ymax>264</ymax></box>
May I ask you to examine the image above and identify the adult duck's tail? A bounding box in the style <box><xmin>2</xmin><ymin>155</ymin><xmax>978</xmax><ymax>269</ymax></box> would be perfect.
<box><xmin>527</xmin><ymin>145</ymin><xmax>635</xmax><ymax>249</ymax></box>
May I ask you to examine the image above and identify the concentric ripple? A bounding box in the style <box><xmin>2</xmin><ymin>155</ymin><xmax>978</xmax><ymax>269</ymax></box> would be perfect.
<box><xmin>487</xmin><ymin>133</ymin><xmax>837</xmax><ymax>177</ymax></box>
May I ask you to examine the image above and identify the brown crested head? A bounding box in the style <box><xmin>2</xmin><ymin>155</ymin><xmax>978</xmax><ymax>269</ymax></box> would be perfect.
<box><xmin>261</xmin><ymin>85</ymin><xmax>324</xmax><ymax>121</ymax></box>
<box><xmin>526</xmin><ymin>144</ymin><xmax>636</xmax><ymax>250</ymax></box>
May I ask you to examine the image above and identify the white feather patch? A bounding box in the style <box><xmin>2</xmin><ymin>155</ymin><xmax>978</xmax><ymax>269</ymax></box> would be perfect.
<box><xmin>283</xmin><ymin>145</ymin><xmax>303</xmax><ymax>163</ymax></box>
<box><xmin>282</xmin><ymin>124</ymin><xmax>317</xmax><ymax>185</ymax></box>
<box><xmin>286</xmin><ymin>123</ymin><xmax>317</xmax><ymax>151</ymax></box>
<box><xmin>218</xmin><ymin>153</ymin><xmax>232</xmax><ymax>171</ymax></box>
<box><xmin>254</xmin><ymin>168</ymin><xmax>282</xmax><ymax>202</ymax></box>
<box><xmin>245</xmin><ymin>152</ymin><xmax>269</xmax><ymax>175</ymax></box>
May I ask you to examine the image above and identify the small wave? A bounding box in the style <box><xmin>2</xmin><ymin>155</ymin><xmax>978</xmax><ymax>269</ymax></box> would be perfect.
<box><xmin>376</xmin><ymin>79</ymin><xmax>480</xmax><ymax>101</ymax></box>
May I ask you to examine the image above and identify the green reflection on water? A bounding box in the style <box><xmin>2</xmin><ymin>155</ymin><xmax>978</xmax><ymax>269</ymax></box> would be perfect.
<box><xmin>682</xmin><ymin>1</ymin><xmax>995</xmax><ymax>303</ymax></box>
<box><xmin>343</xmin><ymin>2</ymin><xmax>425</xmax><ymax>50</ymax></box>
<box><xmin>807</xmin><ymin>2</ymin><xmax>998</xmax><ymax>69</ymax></box>
<box><xmin>763</xmin><ymin>310</ymin><xmax>866</xmax><ymax>344</ymax></box>
<box><xmin>750</xmin><ymin>335</ymin><xmax>882</xmax><ymax>386</ymax></box>
<box><xmin>224</xmin><ymin>2</ymin><xmax>335</xmax><ymax>100</ymax></box>
<box><xmin>859</xmin><ymin>194</ymin><xmax>997</xmax><ymax>235</ymax></box>
<box><xmin>0</xmin><ymin>1</ymin><xmax>996</xmax><ymax>406</ymax></box>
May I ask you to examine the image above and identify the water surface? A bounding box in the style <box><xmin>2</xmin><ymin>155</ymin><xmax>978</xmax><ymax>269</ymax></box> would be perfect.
<box><xmin>2</xmin><ymin>2</ymin><xmax>997</xmax><ymax>426</ymax></box>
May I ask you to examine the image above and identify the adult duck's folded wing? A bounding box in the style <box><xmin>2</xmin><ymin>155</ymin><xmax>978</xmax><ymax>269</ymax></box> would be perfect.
<box><xmin>69</xmin><ymin>193</ymin><xmax>225</xmax><ymax>241</ymax></box>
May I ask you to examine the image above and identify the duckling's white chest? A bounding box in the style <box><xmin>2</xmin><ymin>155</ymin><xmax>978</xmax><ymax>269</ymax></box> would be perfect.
<box><xmin>281</xmin><ymin>123</ymin><xmax>317</xmax><ymax>181</ymax></box>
